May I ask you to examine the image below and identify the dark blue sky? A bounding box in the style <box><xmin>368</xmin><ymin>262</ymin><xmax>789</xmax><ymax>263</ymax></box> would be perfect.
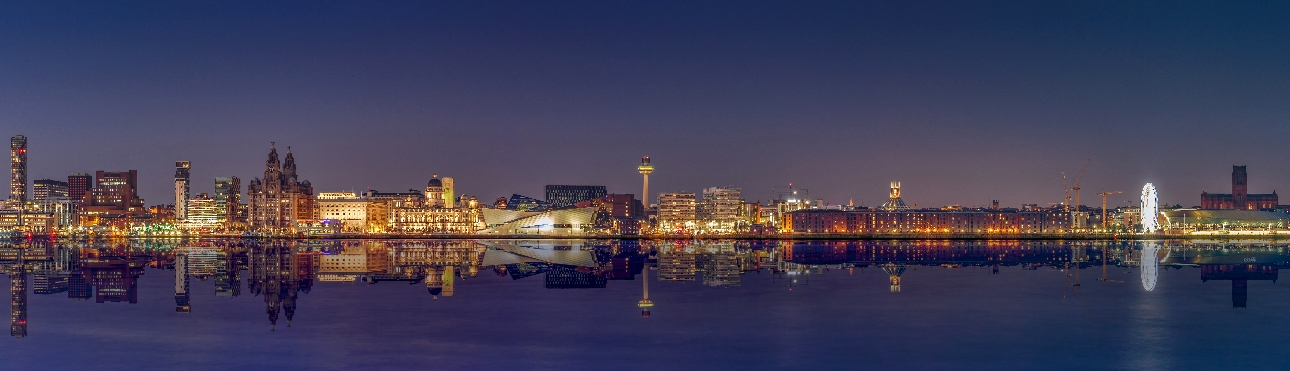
<box><xmin>4</xmin><ymin>1</ymin><xmax>1290</xmax><ymax>208</ymax></box>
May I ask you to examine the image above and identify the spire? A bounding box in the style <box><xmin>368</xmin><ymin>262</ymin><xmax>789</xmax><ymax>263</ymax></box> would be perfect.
<box><xmin>283</xmin><ymin>146</ymin><xmax>297</xmax><ymax>181</ymax></box>
<box><xmin>266</xmin><ymin>144</ymin><xmax>280</xmax><ymax>171</ymax></box>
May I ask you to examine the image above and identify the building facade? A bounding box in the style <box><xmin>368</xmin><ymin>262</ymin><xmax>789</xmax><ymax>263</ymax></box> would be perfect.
<box><xmin>10</xmin><ymin>135</ymin><xmax>26</xmax><ymax>206</ymax></box>
<box><xmin>174</xmin><ymin>161</ymin><xmax>190</xmax><ymax>221</ymax></box>
<box><xmin>32</xmin><ymin>179</ymin><xmax>68</xmax><ymax>201</ymax></box>
<box><xmin>214</xmin><ymin>176</ymin><xmax>242</xmax><ymax>228</ymax></box>
<box><xmin>67</xmin><ymin>173</ymin><xmax>92</xmax><ymax>204</ymax></box>
<box><xmin>247</xmin><ymin>146</ymin><xmax>315</xmax><ymax>234</ymax></box>
<box><xmin>1201</xmin><ymin>166</ymin><xmax>1278</xmax><ymax>210</ymax></box>
<box><xmin>786</xmin><ymin>209</ymin><xmax>1071</xmax><ymax>234</ymax></box>
<box><xmin>545</xmin><ymin>185</ymin><xmax>607</xmax><ymax>208</ymax></box>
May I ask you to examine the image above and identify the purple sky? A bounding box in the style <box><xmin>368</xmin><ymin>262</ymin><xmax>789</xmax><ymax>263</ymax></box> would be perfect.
<box><xmin>4</xmin><ymin>1</ymin><xmax>1290</xmax><ymax>208</ymax></box>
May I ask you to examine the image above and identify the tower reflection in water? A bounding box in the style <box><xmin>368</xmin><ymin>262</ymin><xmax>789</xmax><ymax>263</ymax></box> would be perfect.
<box><xmin>2</xmin><ymin>239</ymin><xmax>1289</xmax><ymax>336</ymax></box>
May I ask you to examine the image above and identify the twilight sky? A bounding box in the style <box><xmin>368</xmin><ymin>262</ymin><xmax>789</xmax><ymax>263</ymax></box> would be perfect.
<box><xmin>4</xmin><ymin>1</ymin><xmax>1290</xmax><ymax>209</ymax></box>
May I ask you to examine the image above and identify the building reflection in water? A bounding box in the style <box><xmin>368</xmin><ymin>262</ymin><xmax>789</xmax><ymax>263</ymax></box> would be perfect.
<box><xmin>4</xmin><ymin>238</ymin><xmax>1290</xmax><ymax>336</ymax></box>
<box><xmin>10</xmin><ymin>253</ymin><xmax>26</xmax><ymax>338</ymax></box>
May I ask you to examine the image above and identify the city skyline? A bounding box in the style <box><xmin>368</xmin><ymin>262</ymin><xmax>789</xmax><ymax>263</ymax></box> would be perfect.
<box><xmin>6</xmin><ymin>2</ymin><xmax>1290</xmax><ymax>208</ymax></box>
<box><xmin>4</xmin><ymin>134</ymin><xmax>1286</xmax><ymax>210</ymax></box>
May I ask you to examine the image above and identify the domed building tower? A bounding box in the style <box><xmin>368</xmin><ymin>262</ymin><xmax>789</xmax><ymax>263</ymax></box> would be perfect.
<box><xmin>425</xmin><ymin>174</ymin><xmax>445</xmax><ymax>208</ymax></box>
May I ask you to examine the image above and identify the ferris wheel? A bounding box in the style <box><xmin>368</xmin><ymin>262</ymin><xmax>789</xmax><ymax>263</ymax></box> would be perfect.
<box><xmin>1141</xmin><ymin>183</ymin><xmax>1159</xmax><ymax>233</ymax></box>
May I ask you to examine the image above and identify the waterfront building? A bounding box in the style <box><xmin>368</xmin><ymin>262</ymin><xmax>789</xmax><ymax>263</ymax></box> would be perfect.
<box><xmin>174</xmin><ymin>161</ymin><xmax>190</xmax><ymax>221</ymax></box>
<box><xmin>505</xmin><ymin>194</ymin><xmax>552</xmax><ymax>212</ymax></box>
<box><xmin>388</xmin><ymin>204</ymin><xmax>484</xmax><ymax>234</ymax></box>
<box><xmin>10</xmin><ymin>135</ymin><xmax>26</xmax><ymax>207</ymax></box>
<box><xmin>183</xmin><ymin>194</ymin><xmax>224</xmax><ymax>228</ymax></box>
<box><xmin>33</xmin><ymin>179</ymin><xmax>68</xmax><ymax>201</ymax></box>
<box><xmin>699</xmin><ymin>187</ymin><xmax>744</xmax><ymax>233</ymax></box>
<box><xmin>37</xmin><ymin>197</ymin><xmax>77</xmax><ymax>228</ymax></box>
<box><xmin>214</xmin><ymin>176</ymin><xmax>242</xmax><ymax>228</ymax></box>
<box><xmin>317</xmin><ymin>193</ymin><xmax>369</xmax><ymax>233</ymax></box>
<box><xmin>79</xmin><ymin>170</ymin><xmax>147</xmax><ymax>227</ymax></box>
<box><xmin>1161</xmin><ymin>209</ymin><xmax>1289</xmax><ymax>230</ymax></box>
<box><xmin>67</xmin><ymin>173</ymin><xmax>92</xmax><ymax>204</ymax></box>
<box><xmin>545</xmin><ymin>185</ymin><xmax>607</xmax><ymax>208</ymax></box>
<box><xmin>425</xmin><ymin>175</ymin><xmax>446</xmax><ymax>208</ymax></box>
<box><xmin>1201</xmin><ymin>166</ymin><xmax>1278</xmax><ymax>210</ymax></box>
<box><xmin>247</xmin><ymin>145</ymin><xmax>315</xmax><ymax>234</ymax></box>
<box><xmin>785</xmin><ymin>209</ymin><xmax>1070</xmax><ymax>234</ymax></box>
<box><xmin>656</xmin><ymin>193</ymin><xmax>696</xmax><ymax>232</ymax></box>
<box><xmin>476</xmin><ymin>207</ymin><xmax>595</xmax><ymax>235</ymax></box>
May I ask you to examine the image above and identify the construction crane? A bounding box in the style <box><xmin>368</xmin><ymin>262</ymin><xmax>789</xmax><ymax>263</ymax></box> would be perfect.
<box><xmin>1096</xmin><ymin>190</ymin><xmax>1123</xmax><ymax>231</ymax></box>
<box><xmin>1071</xmin><ymin>158</ymin><xmax>1090</xmax><ymax>211</ymax></box>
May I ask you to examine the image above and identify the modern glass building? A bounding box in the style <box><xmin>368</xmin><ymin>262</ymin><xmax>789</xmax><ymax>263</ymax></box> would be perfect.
<box><xmin>544</xmin><ymin>185</ymin><xmax>606</xmax><ymax>208</ymax></box>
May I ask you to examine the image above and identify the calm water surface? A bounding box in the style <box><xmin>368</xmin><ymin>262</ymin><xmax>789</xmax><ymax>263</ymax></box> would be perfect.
<box><xmin>2</xmin><ymin>239</ymin><xmax>1288</xmax><ymax>370</ymax></box>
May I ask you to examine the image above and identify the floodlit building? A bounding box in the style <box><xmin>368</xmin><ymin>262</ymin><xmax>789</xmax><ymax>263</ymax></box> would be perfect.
<box><xmin>10</xmin><ymin>135</ymin><xmax>27</xmax><ymax>207</ymax></box>
<box><xmin>786</xmin><ymin>209</ymin><xmax>1071</xmax><ymax>234</ymax></box>
<box><xmin>247</xmin><ymin>145</ymin><xmax>315</xmax><ymax>234</ymax></box>
<box><xmin>656</xmin><ymin>193</ymin><xmax>696</xmax><ymax>232</ymax></box>
<box><xmin>1201</xmin><ymin>166</ymin><xmax>1278</xmax><ymax>210</ymax></box>
<box><xmin>183</xmin><ymin>194</ymin><xmax>224</xmax><ymax>228</ymax></box>
<box><xmin>699</xmin><ymin>187</ymin><xmax>744</xmax><ymax>233</ymax></box>
<box><xmin>317</xmin><ymin>193</ymin><xmax>369</xmax><ymax>233</ymax></box>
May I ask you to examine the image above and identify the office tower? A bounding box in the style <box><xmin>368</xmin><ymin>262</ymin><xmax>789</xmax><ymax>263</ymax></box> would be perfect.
<box><xmin>67</xmin><ymin>173</ymin><xmax>92</xmax><ymax>203</ymax></box>
<box><xmin>174</xmin><ymin>161</ymin><xmax>190</xmax><ymax>221</ymax></box>
<box><xmin>33</xmin><ymin>179</ymin><xmax>69</xmax><ymax>201</ymax></box>
<box><xmin>215</xmin><ymin>176</ymin><xmax>241</xmax><ymax>227</ymax></box>
<box><xmin>637</xmin><ymin>156</ymin><xmax>653</xmax><ymax>208</ymax></box>
<box><xmin>544</xmin><ymin>185</ymin><xmax>607</xmax><ymax>208</ymax></box>
<box><xmin>248</xmin><ymin>145</ymin><xmax>314</xmax><ymax>233</ymax></box>
<box><xmin>10</xmin><ymin>135</ymin><xmax>26</xmax><ymax>206</ymax></box>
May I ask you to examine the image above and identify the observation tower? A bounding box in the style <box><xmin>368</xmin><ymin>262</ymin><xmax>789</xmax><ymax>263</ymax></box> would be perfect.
<box><xmin>638</xmin><ymin>156</ymin><xmax>654</xmax><ymax>209</ymax></box>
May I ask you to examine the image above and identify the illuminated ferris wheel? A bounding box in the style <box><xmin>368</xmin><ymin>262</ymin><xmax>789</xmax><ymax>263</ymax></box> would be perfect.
<box><xmin>1140</xmin><ymin>183</ymin><xmax>1158</xmax><ymax>233</ymax></box>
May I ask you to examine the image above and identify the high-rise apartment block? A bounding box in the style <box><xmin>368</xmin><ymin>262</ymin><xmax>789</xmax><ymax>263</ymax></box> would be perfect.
<box><xmin>10</xmin><ymin>135</ymin><xmax>26</xmax><ymax>205</ymax></box>
<box><xmin>699</xmin><ymin>187</ymin><xmax>743</xmax><ymax>222</ymax></box>
<box><xmin>545</xmin><ymin>185</ymin><xmax>606</xmax><ymax>208</ymax></box>
<box><xmin>657</xmin><ymin>193</ymin><xmax>697</xmax><ymax>222</ymax></box>
<box><xmin>174</xmin><ymin>161</ymin><xmax>190</xmax><ymax>221</ymax></box>
<box><xmin>33</xmin><ymin>179</ymin><xmax>69</xmax><ymax>201</ymax></box>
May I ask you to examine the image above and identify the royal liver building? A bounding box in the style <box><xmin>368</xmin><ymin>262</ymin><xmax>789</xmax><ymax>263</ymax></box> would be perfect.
<box><xmin>247</xmin><ymin>145</ymin><xmax>315</xmax><ymax>234</ymax></box>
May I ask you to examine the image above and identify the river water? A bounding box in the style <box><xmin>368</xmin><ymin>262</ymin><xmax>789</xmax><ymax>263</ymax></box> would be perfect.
<box><xmin>1</xmin><ymin>239</ymin><xmax>1287</xmax><ymax>370</ymax></box>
